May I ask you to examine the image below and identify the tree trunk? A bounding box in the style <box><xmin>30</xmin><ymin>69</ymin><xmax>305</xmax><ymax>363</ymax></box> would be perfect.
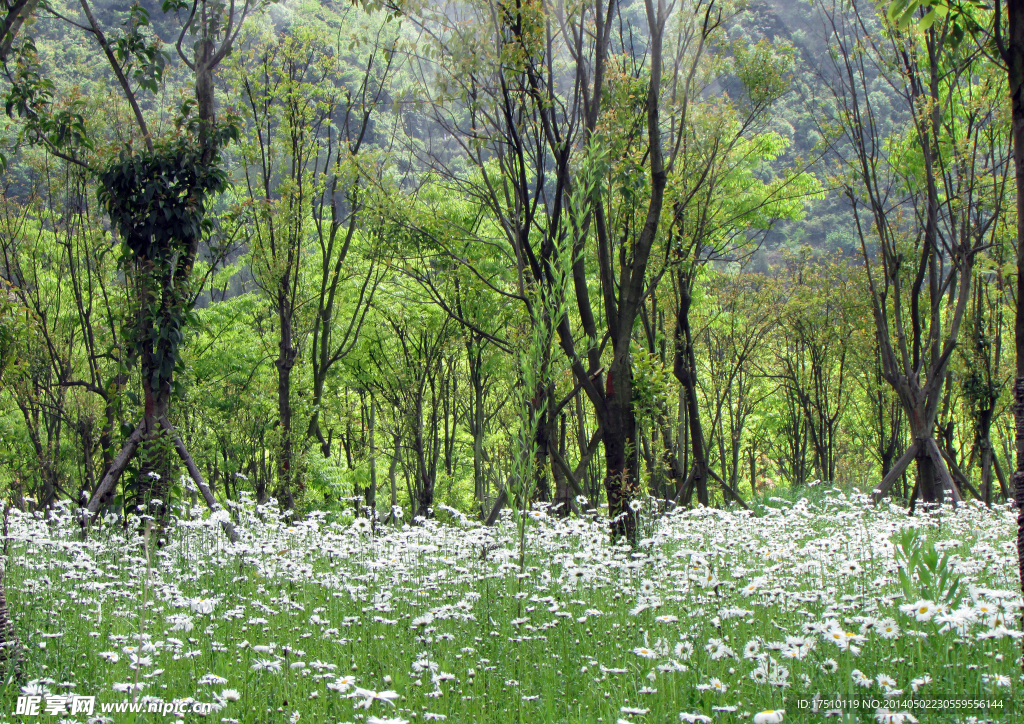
<box><xmin>749</xmin><ymin>446</ymin><xmax>757</xmax><ymax>495</ymax></box>
<box><xmin>554</xmin><ymin>413</ymin><xmax>571</xmax><ymax>516</ymax></box>
<box><xmin>655</xmin><ymin>403</ymin><xmax>683</xmax><ymax>501</ymax></box>
<box><xmin>275</xmin><ymin>295</ymin><xmax>297</xmax><ymax>510</ymax></box>
<box><xmin>602</xmin><ymin>355</ymin><xmax>639</xmax><ymax>541</ymax></box>
<box><xmin>413</xmin><ymin>390</ymin><xmax>433</xmax><ymax>519</ymax></box>
<box><xmin>532</xmin><ymin>383</ymin><xmax>553</xmax><ymax>504</ymax></box>
<box><xmin>678</xmin><ymin>386</ymin><xmax>688</xmax><ymax>484</ymax></box>
<box><xmin>472</xmin><ymin>363</ymin><xmax>486</xmax><ymax>516</ymax></box>
<box><xmin>388</xmin><ymin>432</ymin><xmax>400</xmax><ymax>524</ymax></box>
<box><xmin>256</xmin><ymin>429</ymin><xmax>267</xmax><ymax>504</ymax></box>
<box><xmin>972</xmin><ymin>401</ymin><xmax>996</xmax><ymax>504</ymax></box>
<box><xmin>195</xmin><ymin>35</ymin><xmax>217</xmax><ymax>157</ymax></box>
<box><xmin>674</xmin><ymin>279</ymin><xmax>710</xmax><ymax>506</ymax></box>
<box><xmin>1007</xmin><ymin>0</ymin><xmax>1024</xmax><ymax>664</ymax></box>
<box><xmin>135</xmin><ymin>261</ymin><xmax>173</xmax><ymax>519</ymax></box>
<box><xmin>981</xmin><ymin>442</ymin><xmax>993</xmax><ymax>505</ymax></box>
<box><xmin>915</xmin><ymin>444</ymin><xmax>941</xmax><ymax>506</ymax></box>
<box><xmin>367</xmin><ymin>395</ymin><xmax>377</xmax><ymax>524</ymax></box>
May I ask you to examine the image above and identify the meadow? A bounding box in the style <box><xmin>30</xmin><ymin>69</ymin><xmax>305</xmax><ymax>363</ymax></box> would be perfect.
<box><xmin>0</xmin><ymin>490</ymin><xmax>1020</xmax><ymax>724</ymax></box>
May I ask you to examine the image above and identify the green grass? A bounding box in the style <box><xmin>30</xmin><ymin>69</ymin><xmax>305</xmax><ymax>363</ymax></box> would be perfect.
<box><xmin>0</xmin><ymin>491</ymin><xmax>1020</xmax><ymax>723</ymax></box>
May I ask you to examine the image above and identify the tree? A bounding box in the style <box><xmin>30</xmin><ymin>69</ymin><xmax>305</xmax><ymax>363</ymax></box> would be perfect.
<box><xmin>400</xmin><ymin>0</ymin><xmax>604</xmax><ymax>525</ymax></box>
<box><xmin>233</xmin><ymin>25</ymin><xmax>339</xmax><ymax>508</ymax></box>
<box><xmin>304</xmin><ymin>11</ymin><xmax>395</xmax><ymax>459</ymax></box>
<box><xmin>960</xmin><ymin>266</ymin><xmax>1012</xmax><ymax>502</ymax></box>
<box><xmin>886</xmin><ymin>0</ymin><xmax>1024</xmax><ymax>656</ymax></box>
<box><xmin>689</xmin><ymin>271</ymin><xmax>771</xmax><ymax>499</ymax></box>
<box><xmin>388</xmin><ymin>191</ymin><xmax>517</xmax><ymax>516</ymax></box>
<box><xmin>768</xmin><ymin>251</ymin><xmax>856</xmax><ymax>485</ymax></box>
<box><xmin>351</xmin><ymin>293</ymin><xmax>457</xmax><ymax>519</ymax></box>
<box><xmin>823</xmin><ymin>0</ymin><xmax>1010</xmax><ymax>506</ymax></box>
<box><xmin>663</xmin><ymin>30</ymin><xmax>813</xmax><ymax>506</ymax></box>
<box><xmin>0</xmin><ymin>158</ymin><xmax>132</xmax><ymax>510</ymax></box>
<box><xmin>65</xmin><ymin>0</ymin><xmax>260</xmax><ymax>536</ymax></box>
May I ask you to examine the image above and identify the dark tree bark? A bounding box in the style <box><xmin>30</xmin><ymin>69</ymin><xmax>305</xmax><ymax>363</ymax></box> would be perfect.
<box><xmin>274</xmin><ymin>306</ymin><xmax>298</xmax><ymax>510</ymax></box>
<box><xmin>0</xmin><ymin>0</ymin><xmax>38</xmax><ymax>61</ymax></box>
<box><xmin>994</xmin><ymin>0</ymin><xmax>1024</xmax><ymax>665</ymax></box>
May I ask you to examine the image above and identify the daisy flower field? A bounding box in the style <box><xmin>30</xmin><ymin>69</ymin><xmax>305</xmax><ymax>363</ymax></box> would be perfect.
<box><xmin>0</xmin><ymin>489</ymin><xmax>1020</xmax><ymax>723</ymax></box>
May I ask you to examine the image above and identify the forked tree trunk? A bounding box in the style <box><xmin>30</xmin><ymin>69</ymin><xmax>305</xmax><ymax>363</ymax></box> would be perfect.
<box><xmin>78</xmin><ymin>0</ymin><xmax>248</xmax><ymax>544</ymax></box>
<box><xmin>589</xmin><ymin>0</ymin><xmax>669</xmax><ymax>543</ymax></box>
<box><xmin>674</xmin><ymin>279</ymin><xmax>711</xmax><ymax>507</ymax></box>
<box><xmin>83</xmin><ymin>421</ymin><xmax>145</xmax><ymax>516</ymax></box>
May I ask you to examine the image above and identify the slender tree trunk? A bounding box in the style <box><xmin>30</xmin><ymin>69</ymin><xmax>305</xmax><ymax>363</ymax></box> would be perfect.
<box><xmin>413</xmin><ymin>390</ymin><xmax>433</xmax><ymax>518</ymax></box>
<box><xmin>981</xmin><ymin>442</ymin><xmax>993</xmax><ymax>506</ymax></box>
<box><xmin>78</xmin><ymin>416</ymin><xmax>96</xmax><ymax>503</ymax></box>
<box><xmin>678</xmin><ymin>386</ymin><xmax>689</xmax><ymax>483</ymax></box>
<box><xmin>533</xmin><ymin>383</ymin><xmax>554</xmax><ymax>503</ymax></box>
<box><xmin>730</xmin><ymin>434</ymin><xmax>741</xmax><ymax>493</ymax></box>
<box><xmin>749</xmin><ymin>446</ymin><xmax>757</xmax><ymax>495</ymax></box>
<box><xmin>257</xmin><ymin>430</ymin><xmax>268</xmax><ymax>504</ymax></box>
<box><xmin>388</xmin><ymin>432</ymin><xmax>399</xmax><ymax>524</ymax></box>
<box><xmin>655</xmin><ymin>403</ymin><xmax>682</xmax><ymax>501</ymax></box>
<box><xmin>368</xmin><ymin>395</ymin><xmax>377</xmax><ymax>524</ymax></box>
<box><xmin>309</xmin><ymin>360</ymin><xmax>332</xmax><ymax>457</ymax></box>
<box><xmin>472</xmin><ymin>365</ymin><xmax>486</xmax><ymax>516</ymax></box>
<box><xmin>554</xmin><ymin>413</ymin><xmax>571</xmax><ymax>515</ymax></box>
<box><xmin>275</xmin><ymin>296</ymin><xmax>297</xmax><ymax>510</ymax></box>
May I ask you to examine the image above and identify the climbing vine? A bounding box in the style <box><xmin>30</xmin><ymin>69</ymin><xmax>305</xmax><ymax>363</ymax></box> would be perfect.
<box><xmin>96</xmin><ymin>107</ymin><xmax>237</xmax><ymax>394</ymax></box>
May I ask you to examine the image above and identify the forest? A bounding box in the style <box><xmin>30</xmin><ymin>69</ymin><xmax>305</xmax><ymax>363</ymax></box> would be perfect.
<box><xmin>0</xmin><ymin>0</ymin><xmax>1021</xmax><ymax>722</ymax></box>
<box><xmin>0</xmin><ymin>0</ymin><xmax>1017</xmax><ymax>533</ymax></box>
